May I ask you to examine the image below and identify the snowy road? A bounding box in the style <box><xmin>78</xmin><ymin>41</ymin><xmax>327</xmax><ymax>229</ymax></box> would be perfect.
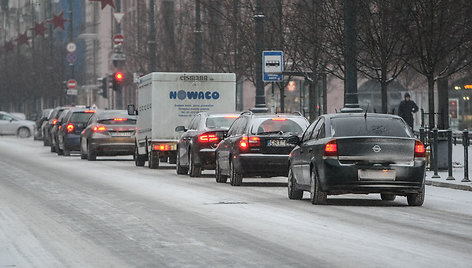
<box><xmin>1</xmin><ymin>137</ymin><xmax>471</xmax><ymax>267</ymax></box>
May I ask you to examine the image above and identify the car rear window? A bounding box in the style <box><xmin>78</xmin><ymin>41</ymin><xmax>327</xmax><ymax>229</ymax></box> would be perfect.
<box><xmin>331</xmin><ymin>117</ymin><xmax>412</xmax><ymax>137</ymax></box>
<box><xmin>250</xmin><ymin>117</ymin><xmax>308</xmax><ymax>135</ymax></box>
<box><xmin>70</xmin><ymin>112</ymin><xmax>94</xmax><ymax>123</ymax></box>
<box><xmin>206</xmin><ymin>116</ymin><xmax>237</xmax><ymax>129</ymax></box>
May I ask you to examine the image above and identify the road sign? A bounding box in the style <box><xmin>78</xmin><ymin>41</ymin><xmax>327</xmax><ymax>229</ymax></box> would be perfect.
<box><xmin>67</xmin><ymin>79</ymin><xmax>77</xmax><ymax>89</ymax></box>
<box><xmin>263</xmin><ymin>51</ymin><xmax>283</xmax><ymax>82</ymax></box>
<box><xmin>113</xmin><ymin>34</ymin><xmax>124</xmax><ymax>45</ymax></box>
<box><xmin>111</xmin><ymin>52</ymin><xmax>126</xmax><ymax>61</ymax></box>
<box><xmin>66</xmin><ymin>89</ymin><xmax>78</xmax><ymax>95</ymax></box>
<box><xmin>66</xmin><ymin>52</ymin><xmax>77</xmax><ymax>64</ymax></box>
<box><xmin>113</xmin><ymin>12</ymin><xmax>125</xmax><ymax>24</ymax></box>
<box><xmin>66</xmin><ymin>42</ymin><xmax>77</xmax><ymax>53</ymax></box>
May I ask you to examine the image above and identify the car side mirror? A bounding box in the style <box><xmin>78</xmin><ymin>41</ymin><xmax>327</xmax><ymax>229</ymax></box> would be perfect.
<box><xmin>127</xmin><ymin>104</ymin><xmax>138</xmax><ymax>116</ymax></box>
<box><xmin>286</xmin><ymin>135</ymin><xmax>300</xmax><ymax>145</ymax></box>
<box><xmin>175</xmin><ymin>126</ymin><xmax>187</xmax><ymax>132</ymax></box>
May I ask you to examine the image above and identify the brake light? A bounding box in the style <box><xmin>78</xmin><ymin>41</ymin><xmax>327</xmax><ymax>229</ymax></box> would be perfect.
<box><xmin>153</xmin><ymin>144</ymin><xmax>170</xmax><ymax>151</ymax></box>
<box><xmin>52</xmin><ymin>119</ymin><xmax>57</xmax><ymax>125</ymax></box>
<box><xmin>414</xmin><ymin>140</ymin><xmax>426</xmax><ymax>158</ymax></box>
<box><xmin>224</xmin><ymin>115</ymin><xmax>239</xmax><ymax>118</ymax></box>
<box><xmin>248</xmin><ymin>136</ymin><xmax>260</xmax><ymax>146</ymax></box>
<box><xmin>92</xmin><ymin>125</ymin><xmax>107</xmax><ymax>132</ymax></box>
<box><xmin>113</xmin><ymin>118</ymin><xmax>127</xmax><ymax>121</ymax></box>
<box><xmin>199</xmin><ymin>133</ymin><xmax>219</xmax><ymax>143</ymax></box>
<box><xmin>239</xmin><ymin>136</ymin><xmax>249</xmax><ymax>149</ymax></box>
<box><xmin>239</xmin><ymin>135</ymin><xmax>260</xmax><ymax>150</ymax></box>
<box><xmin>272</xmin><ymin>117</ymin><xmax>287</xmax><ymax>121</ymax></box>
<box><xmin>84</xmin><ymin>110</ymin><xmax>96</xmax><ymax>113</ymax></box>
<box><xmin>66</xmin><ymin>124</ymin><xmax>74</xmax><ymax>133</ymax></box>
<box><xmin>323</xmin><ymin>140</ymin><xmax>338</xmax><ymax>157</ymax></box>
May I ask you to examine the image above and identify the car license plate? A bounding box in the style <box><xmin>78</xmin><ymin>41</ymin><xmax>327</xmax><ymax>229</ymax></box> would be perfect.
<box><xmin>358</xmin><ymin>169</ymin><xmax>395</xmax><ymax>180</ymax></box>
<box><xmin>111</xmin><ymin>132</ymin><xmax>131</xmax><ymax>137</ymax></box>
<box><xmin>268</xmin><ymin>139</ymin><xmax>287</xmax><ymax>147</ymax></box>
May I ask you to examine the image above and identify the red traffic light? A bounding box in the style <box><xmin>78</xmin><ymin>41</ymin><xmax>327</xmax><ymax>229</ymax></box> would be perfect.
<box><xmin>115</xmin><ymin>72</ymin><xmax>124</xmax><ymax>82</ymax></box>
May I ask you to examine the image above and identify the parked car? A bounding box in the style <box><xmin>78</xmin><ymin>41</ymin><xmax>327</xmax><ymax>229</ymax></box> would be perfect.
<box><xmin>80</xmin><ymin>110</ymin><xmax>137</xmax><ymax>161</ymax></box>
<box><xmin>287</xmin><ymin>113</ymin><xmax>426</xmax><ymax>206</ymax></box>
<box><xmin>34</xmin><ymin>108</ymin><xmax>53</xmax><ymax>140</ymax></box>
<box><xmin>175</xmin><ymin>112</ymin><xmax>239</xmax><ymax>176</ymax></box>
<box><xmin>215</xmin><ymin>112</ymin><xmax>309</xmax><ymax>186</ymax></box>
<box><xmin>56</xmin><ymin>107</ymin><xmax>96</xmax><ymax>156</ymax></box>
<box><xmin>43</xmin><ymin>106</ymin><xmax>70</xmax><ymax>147</ymax></box>
<box><xmin>0</xmin><ymin>111</ymin><xmax>35</xmax><ymax>138</ymax></box>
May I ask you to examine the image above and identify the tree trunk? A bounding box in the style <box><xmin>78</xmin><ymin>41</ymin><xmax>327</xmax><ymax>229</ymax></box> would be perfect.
<box><xmin>437</xmin><ymin>77</ymin><xmax>449</xmax><ymax>129</ymax></box>
<box><xmin>309</xmin><ymin>81</ymin><xmax>317</xmax><ymax>122</ymax></box>
<box><xmin>427</xmin><ymin>75</ymin><xmax>435</xmax><ymax>129</ymax></box>
<box><xmin>381</xmin><ymin>66</ymin><xmax>388</xmax><ymax>114</ymax></box>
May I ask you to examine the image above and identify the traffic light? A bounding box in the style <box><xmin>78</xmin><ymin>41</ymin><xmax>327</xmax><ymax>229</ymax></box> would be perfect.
<box><xmin>112</xmin><ymin>71</ymin><xmax>124</xmax><ymax>91</ymax></box>
<box><xmin>97</xmin><ymin>77</ymin><xmax>108</xmax><ymax>98</ymax></box>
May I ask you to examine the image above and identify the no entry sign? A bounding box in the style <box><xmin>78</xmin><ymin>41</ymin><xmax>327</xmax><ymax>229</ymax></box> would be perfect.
<box><xmin>113</xmin><ymin>34</ymin><xmax>124</xmax><ymax>45</ymax></box>
<box><xmin>67</xmin><ymin>79</ymin><xmax>77</xmax><ymax>89</ymax></box>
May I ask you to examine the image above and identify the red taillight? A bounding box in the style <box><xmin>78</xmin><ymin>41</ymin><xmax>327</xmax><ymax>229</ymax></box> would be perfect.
<box><xmin>92</xmin><ymin>125</ymin><xmax>107</xmax><ymax>132</ymax></box>
<box><xmin>323</xmin><ymin>140</ymin><xmax>338</xmax><ymax>157</ymax></box>
<box><xmin>225</xmin><ymin>115</ymin><xmax>239</xmax><ymax>118</ymax></box>
<box><xmin>153</xmin><ymin>144</ymin><xmax>170</xmax><ymax>151</ymax></box>
<box><xmin>198</xmin><ymin>133</ymin><xmax>219</xmax><ymax>143</ymax></box>
<box><xmin>248</xmin><ymin>136</ymin><xmax>260</xmax><ymax>146</ymax></box>
<box><xmin>84</xmin><ymin>110</ymin><xmax>96</xmax><ymax>113</ymax></box>
<box><xmin>52</xmin><ymin>119</ymin><xmax>57</xmax><ymax>125</ymax></box>
<box><xmin>272</xmin><ymin>117</ymin><xmax>287</xmax><ymax>121</ymax></box>
<box><xmin>113</xmin><ymin>118</ymin><xmax>127</xmax><ymax>121</ymax></box>
<box><xmin>66</xmin><ymin>123</ymin><xmax>74</xmax><ymax>133</ymax></box>
<box><xmin>239</xmin><ymin>136</ymin><xmax>249</xmax><ymax>149</ymax></box>
<box><xmin>414</xmin><ymin>140</ymin><xmax>426</xmax><ymax>158</ymax></box>
<box><xmin>239</xmin><ymin>135</ymin><xmax>260</xmax><ymax>150</ymax></box>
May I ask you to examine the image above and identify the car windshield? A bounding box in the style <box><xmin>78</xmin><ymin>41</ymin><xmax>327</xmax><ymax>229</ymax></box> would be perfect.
<box><xmin>331</xmin><ymin>117</ymin><xmax>412</xmax><ymax>137</ymax></box>
<box><xmin>70</xmin><ymin>112</ymin><xmax>94</xmax><ymax>123</ymax></box>
<box><xmin>250</xmin><ymin>117</ymin><xmax>308</xmax><ymax>135</ymax></box>
<box><xmin>206</xmin><ymin>116</ymin><xmax>237</xmax><ymax>129</ymax></box>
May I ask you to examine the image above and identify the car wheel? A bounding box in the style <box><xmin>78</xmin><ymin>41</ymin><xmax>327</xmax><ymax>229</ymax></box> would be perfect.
<box><xmin>288</xmin><ymin>167</ymin><xmax>303</xmax><ymax>200</ymax></box>
<box><xmin>56</xmin><ymin>143</ymin><xmax>63</xmax><ymax>155</ymax></box>
<box><xmin>63</xmin><ymin>146</ymin><xmax>71</xmax><ymax>156</ymax></box>
<box><xmin>87</xmin><ymin>143</ymin><xmax>97</xmax><ymax>161</ymax></box>
<box><xmin>215</xmin><ymin>157</ymin><xmax>228</xmax><ymax>183</ymax></box>
<box><xmin>407</xmin><ymin>184</ymin><xmax>425</xmax><ymax>206</ymax></box>
<box><xmin>230</xmin><ymin>159</ymin><xmax>243</xmax><ymax>186</ymax></box>
<box><xmin>43</xmin><ymin>137</ymin><xmax>50</xmax><ymax>146</ymax></box>
<box><xmin>17</xmin><ymin>127</ymin><xmax>30</xmax><ymax>138</ymax></box>
<box><xmin>176</xmin><ymin>153</ymin><xmax>189</xmax><ymax>175</ymax></box>
<box><xmin>189</xmin><ymin>150</ymin><xmax>201</xmax><ymax>177</ymax></box>
<box><xmin>148</xmin><ymin>150</ymin><xmax>159</xmax><ymax>169</ymax></box>
<box><xmin>380</xmin><ymin>193</ymin><xmax>396</xmax><ymax>201</ymax></box>
<box><xmin>310</xmin><ymin>169</ymin><xmax>327</xmax><ymax>205</ymax></box>
<box><xmin>50</xmin><ymin>143</ymin><xmax>56</xmax><ymax>152</ymax></box>
<box><xmin>135</xmin><ymin>147</ymin><xmax>145</xmax><ymax>166</ymax></box>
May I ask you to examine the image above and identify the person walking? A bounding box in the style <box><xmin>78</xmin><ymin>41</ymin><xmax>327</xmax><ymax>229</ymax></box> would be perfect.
<box><xmin>398</xmin><ymin>92</ymin><xmax>419</xmax><ymax>130</ymax></box>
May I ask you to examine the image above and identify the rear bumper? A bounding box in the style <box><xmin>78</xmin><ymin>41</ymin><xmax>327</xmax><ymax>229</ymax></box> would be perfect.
<box><xmin>90</xmin><ymin>137</ymin><xmax>135</xmax><ymax>156</ymax></box>
<box><xmin>319</xmin><ymin>159</ymin><xmax>426</xmax><ymax>195</ymax></box>
<box><xmin>236</xmin><ymin>153</ymin><xmax>289</xmax><ymax>177</ymax></box>
<box><xmin>194</xmin><ymin>148</ymin><xmax>217</xmax><ymax>169</ymax></box>
<box><xmin>64</xmin><ymin>134</ymin><xmax>81</xmax><ymax>151</ymax></box>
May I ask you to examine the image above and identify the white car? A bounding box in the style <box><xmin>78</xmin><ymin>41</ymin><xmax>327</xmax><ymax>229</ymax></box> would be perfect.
<box><xmin>0</xmin><ymin>111</ymin><xmax>35</xmax><ymax>138</ymax></box>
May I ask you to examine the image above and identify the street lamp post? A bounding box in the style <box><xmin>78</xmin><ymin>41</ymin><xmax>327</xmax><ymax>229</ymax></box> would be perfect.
<box><xmin>252</xmin><ymin>0</ymin><xmax>268</xmax><ymax>112</ymax></box>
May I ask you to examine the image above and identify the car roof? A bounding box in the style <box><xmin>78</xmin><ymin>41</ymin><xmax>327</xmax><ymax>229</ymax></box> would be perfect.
<box><xmin>323</xmin><ymin>113</ymin><xmax>402</xmax><ymax>120</ymax></box>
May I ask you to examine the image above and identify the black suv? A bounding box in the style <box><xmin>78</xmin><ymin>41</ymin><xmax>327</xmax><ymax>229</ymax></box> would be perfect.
<box><xmin>215</xmin><ymin>112</ymin><xmax>309</xmax><ymax>186</ymax></box>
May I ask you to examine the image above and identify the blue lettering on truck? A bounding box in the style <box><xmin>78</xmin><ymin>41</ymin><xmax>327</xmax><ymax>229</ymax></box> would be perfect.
<box><xmin>169</xmin><ymin>90</ymin><xmax>220</xmax><ymax>100</ymax></box>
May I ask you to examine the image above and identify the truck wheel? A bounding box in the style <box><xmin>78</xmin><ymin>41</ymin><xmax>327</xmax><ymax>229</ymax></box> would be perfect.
<box><xmin>189</xmin><ymin>151</ymin><xmax>201</xmax><ymax>177</ymax></box>
<box><xmin>407</xmin><ymin>184</ymin><xmax>425</xmax><ymax>206</ymax></box>
<box><xmin>380</xmin><ymin>193</ymin><xmax>396</xmax><ymax>201</ymax></box>
<box><xmin>288</xmin><ymin>167</ymin><xmax>303</xmax><ymax>200</ymax></box>
<box><xmin>135</xmin><ymin>148</ymin><xmax>145</xmax><ymax>166</ymax></box>
<box><xmin>87</xmin><ymin>144</ymin><xmax>97</xmax><ymax>161</ymax></box>
<box><xmin>169</xmin><ymin>155</ymin><xmax>177</xmax><ymax>164</ymax></box>
<box><xmin>310</xmin><ymin>169</ymin><xmax>327</xmax><ymax>205</ymax></box>
<box><xmin>148</xmin><ymin>151</ymin><xmax>159</xmax><ymax>169</ymax></box>
<box><xmin>215</xmin><ymin>158</ymin><xmax>228</xmax><ymax>183</ymax></box>
<box><xmin>230</xmin><ymin>159</ymin><xmax>243</xmax><ymax>186</ymax></box>
<box><xmin>176</xmin><ymin>154</ymin><xmax>189</xmax><ymax>175</ymax></box>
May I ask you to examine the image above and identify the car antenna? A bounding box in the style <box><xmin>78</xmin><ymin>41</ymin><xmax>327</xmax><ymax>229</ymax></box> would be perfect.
<box><xmin>364</xmin><ymin>104</ymin><xmax>369</xmax><ymax>119</ymax></box>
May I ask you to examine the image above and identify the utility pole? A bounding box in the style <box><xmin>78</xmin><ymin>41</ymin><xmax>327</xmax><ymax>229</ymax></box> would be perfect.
<box><xmin>194</xmin><ymin>0</ymin><xmax>202</xmax><ymax>72</ymax></box>
<box><xmin>68</xmin><ymin>0</ymin><xmax>75</xmax><ymax>105</ymax></box>
<box><xmin>342</xmin><ymin>0</ymin><xmax>361</xmax><ymax>113</ymax></box>
<box><xmin>148</xmin><ymin>0</ymin><xmax>157</xmax><ymax>72</ymax></box>
<box><xmin>114</xmin><ymin>0</ymin><xmax>122</xmax><ymax>109</ymax></box>
<box><xmin>252</xmin><ymin>0</ymin><xmax>268</xmax><ymax>112</ymax></box>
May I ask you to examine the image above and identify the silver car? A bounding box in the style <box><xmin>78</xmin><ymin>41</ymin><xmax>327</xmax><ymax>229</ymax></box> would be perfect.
<box><xmin>0</xmin><ymin>111</ymin><xmax>35</xmax><ymax>138</ymax></box>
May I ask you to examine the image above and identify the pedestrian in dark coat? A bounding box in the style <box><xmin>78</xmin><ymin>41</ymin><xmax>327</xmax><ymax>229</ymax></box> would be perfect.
<box><xmin>398</xmin><ymin>92</ymin><xmax>419</xmax><ymax>129</ymax></box>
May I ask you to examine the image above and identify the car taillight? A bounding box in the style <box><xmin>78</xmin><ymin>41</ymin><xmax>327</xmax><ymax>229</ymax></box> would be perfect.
<box><xmin>52</xmin><ymin>119</ymin><xmax>57</xmax><ymax>125</ymax></box>
<box><xmin>239</xmin><ymin>135</ymin><xmax>260</xmax><ymax>150</ymax></box>
<box><xmin>248</xmin><ymin>136</ymin><xmax>260</xmax><ymax>146</ymax></box>
<box><xmin>153</xmin><ymin>144</ymin><xmax>170</xmax><ymax>151</ymax></box>
<box><xmin>114</xmin><ymin>118</ymin><xmax>127</xmax><ymax>121</ymax></box>
<box><xmin>414</xmin><ymin>140</ymin><xmax>426</xmax><ymax>158</ymax></box>
<box><xmin>199</xmin><ymin>133</ymin><xmax>219</xmax><ymax>143</ymax></box>
<box><xmin>93</xmin><ymin>125</ymin><xmax>107</xmax><ymax>132</ymax></box>
<box><xmin>66</xmin><ymin>123</ymin><xmax>74</xmax><ymax>133</ymax></box>
<box><xmin>84</xmin><ymin>110</ymin><xmax>96</xmax><ymax>113</ymax></box>
<box><xmin>272</xmin><ymin>117</ymin><xmax>287</xmax><ymax>121</ymax></box>
<box><xmin>323</xmin><ymin>140</ymin><xmax>338</xmax><ymax>157</ymax></box>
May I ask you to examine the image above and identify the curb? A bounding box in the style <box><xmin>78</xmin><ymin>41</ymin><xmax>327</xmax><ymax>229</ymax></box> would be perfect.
<box><xmin>425</xmin><ymin>179</ymin><xmax>472</xmax><ymax>192</ymax></box>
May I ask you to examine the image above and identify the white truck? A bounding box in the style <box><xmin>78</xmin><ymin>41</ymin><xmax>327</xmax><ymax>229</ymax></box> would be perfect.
<box><xmin>128</xmin><ymin>72</ymin><xmax>236</xmax><ymax>168</ymax></box>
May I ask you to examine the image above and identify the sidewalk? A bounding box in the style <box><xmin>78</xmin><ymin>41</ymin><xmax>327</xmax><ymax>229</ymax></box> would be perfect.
<box><xmin>425</xmin><ymin>144</ymin><xmax>472</xmax><ymax>191</ymax></box>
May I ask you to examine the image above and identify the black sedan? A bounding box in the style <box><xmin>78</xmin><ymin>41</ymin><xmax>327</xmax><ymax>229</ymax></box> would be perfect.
<box><xmin>56</xmin><ymin>108</ymin><xmax>96</xmax><ymax>156</ymax></box>
<box><xmin>287</xmin><ymin>113</ymin><xmax>426</xmax><ymax>206</ymax></box>
<box><xmin>215</xmin><ymin>112</ymin><xmax>309</xmax><ymax>186</ymax></box>
<box><xmin>175</xmin><ymin>112</ymin><xmax>239</xmax><ymax>177</ymax></box>
<box><xmin>80</xmin><ymin>110</ymin><xmax>137</xmax><ymax>161</ymax></box>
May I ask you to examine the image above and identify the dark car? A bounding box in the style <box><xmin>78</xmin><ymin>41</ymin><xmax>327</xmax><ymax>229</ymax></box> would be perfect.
<box><xmin>56</xmin><ymin>108</ymin><xmax>96</xmax><ymax>156</ymax></box>
<box><xmin>34</xmin><ymin>108</ymin><xmax>52</xmax><ymax>140</ymax></box>
<box><xmin>215</xmin><ymin>112</ymin><xmax>309</xmax><ymax>186</ymax></box>
<box><xmin>175</xmin><ymin>112</ymin><xmax>239</xmax><ymax>177</ymax></box>
<box><xmin>80</xmin><ymin>110</ymin><xmax>137</xmax><ymax>161</ymax></box>
<box><xmin>287</xmin><ymin>113</ymin><xmax>426</xmax><ymax>206</ymax></box>
<box><xmin>50</xmin><ymin>107</ymin><xmax>72</xmax><ymax>152</ymax></box>
<box><xmin>44</xmin><ymin>106</ymin><xmax>70</xmax><ymax>148</ymax></box>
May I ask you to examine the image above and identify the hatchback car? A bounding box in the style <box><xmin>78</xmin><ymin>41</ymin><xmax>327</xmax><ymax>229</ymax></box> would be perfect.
<box><xmin>287</xmin><ymin>113</ymin><xmax>426</xmax><ymax>206</ymax></box>
<box><xmin>175</xmin><ymin>112</ymin><xmax>239</xmax><ymax>176</ymax></box>
<box><xmin>0</xmin><ymin>111</ymin><xmax>35</xmax><ymax>138</ymax></box>
<box><xmin>56</xmin><ymin>108</ymin><xmax>96</xmax><ymax>156</ymax></box>
<box><xmin>80</xmin><ymin>110</ymin><xmax>137</xmax><ymax>161</ymax></box>
<box><xmin>34</xmin><ymin>108</ymin><xmax>53</xmax><ymax>140</ymax></box>
<box><xmin>215</xmin><ymin>112</ymin><xmax>309</xmax><ymax>186</ymax></box>
<box><xmin>44</xmin><ymin>106</ymin><xmax>70</xmax><ymax>147</ymax></box>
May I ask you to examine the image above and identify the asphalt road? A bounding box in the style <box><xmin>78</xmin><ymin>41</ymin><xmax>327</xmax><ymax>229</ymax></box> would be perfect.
<box><xmin>1</xmin><ymin>137</ymin><xmax>471</xmax><ymax>267</ymax></box>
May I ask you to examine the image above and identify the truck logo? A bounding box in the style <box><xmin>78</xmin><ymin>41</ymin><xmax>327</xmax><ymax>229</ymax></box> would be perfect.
<box><xmin>179</xmin><ymin>74</ymin><xmax>209</xmax><ymax>81</ymax></box>
<box><xmin>170</xmin><ymin>90</ymin><xmax>220</xmax><ymax>100</ymax></box>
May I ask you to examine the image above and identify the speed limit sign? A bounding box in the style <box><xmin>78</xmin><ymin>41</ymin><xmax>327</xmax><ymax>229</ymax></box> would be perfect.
<box><xmin>66</xmin><ymin>42</ymin><xmax>77</xmax><ymax>53</ymax></box>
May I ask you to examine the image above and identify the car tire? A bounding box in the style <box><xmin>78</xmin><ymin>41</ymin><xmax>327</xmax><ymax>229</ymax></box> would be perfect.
<box><xmin>189</xmin><ymin>151</ymin><xmax>201</xmax><ymax>177</ymax></box>
<box><xmin>43</xmin><ymin>137</ymin><xmax>50</xmax><ymax>146</ymax></box>
<box><xmin>407</xmin><ymin>184</ymin><xmax>425</xmax><ymax>206</ymax></box>
<box><xmin>288</xmin><ymin>167</ymin><xmax>303</xmax><ymax>200</ymax></box>
<box><xmin>87</xmin><ymin>144</ymin><xmax>97</xmax><ymax>161</ymax></box>
<box><xmin>176</xmin><ymin>154</ymin><xmax>189</xmax><ymax>175</ymax></box>
<box><xmin>17</xmin><ymin>127</ymin><xmax>30</xmax><ymax>138</ymax></box>
<box><xmin>56</xmin><ymin>143</ymin><xmax>63</xmax><ymax>155</ymax></box>
<box><xmin>230</xmin><ymin>159</ymin><xmax>243</xmax><ymax>186</ymax></box>
<box><xmin>310</xmin><ymin>169</ymin><xmax>327</xmax><ymax>205</ymax></box>
<box><xmin>380</xmin><ymin>193</ymin><xmax>396</xmax><ymax>201</ymax></box>
<box><xmin>215</xmin><ymin>157</ymin><xmax>228</xmax><ymax>183</ymax></box>
<box><xmin>63</xmin><ymin>147</ymin><xmax>71</xmax><ymax>156</ymax></box>
<box><xmin>148</xmin><ymin>151</ymin><xmax>159</xmax><ymax>169</ymax></box>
